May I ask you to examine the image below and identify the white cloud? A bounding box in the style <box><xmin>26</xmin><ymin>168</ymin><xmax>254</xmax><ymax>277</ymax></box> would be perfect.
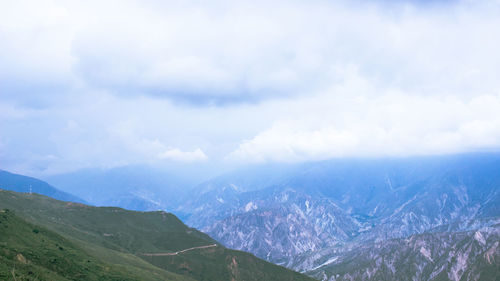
<box><xmin>2</xmin><ymin>0</ymin><xmax>500</xmax><ymax>104</ymax></box>
<box><xmin>158</xmin><ymin>148</ymin><xmax>208</xmax><ymax>163</ymax></box>
<box><xmin>229</xmin><ymin>92</ymin><xmax>500</xmax><ymax>162</ymax></box>
<box><xmin>2</xmin><ymin>0</ymin><xmax>500</xmax><ymax>174</ymax></box>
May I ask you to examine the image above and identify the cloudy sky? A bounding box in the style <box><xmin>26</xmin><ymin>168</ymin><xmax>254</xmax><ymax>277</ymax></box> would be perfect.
<box><xmin>1</xmin><ymin>0</ymin><xmax>500</xmax><ymax>176</ymax></box>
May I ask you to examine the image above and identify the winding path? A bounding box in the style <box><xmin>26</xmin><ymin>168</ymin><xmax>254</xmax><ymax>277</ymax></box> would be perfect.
<box><xmin>139</xmin><ymin>244</ymin><xmax>217</xmax><ymax>256</ymax></box>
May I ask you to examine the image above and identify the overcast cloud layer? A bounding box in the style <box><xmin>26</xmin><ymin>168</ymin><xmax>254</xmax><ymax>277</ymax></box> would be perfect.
<box><xmin>1</xmin><ymin>0</ymin><xmax>500</xmax><ymax>176</ymax></box>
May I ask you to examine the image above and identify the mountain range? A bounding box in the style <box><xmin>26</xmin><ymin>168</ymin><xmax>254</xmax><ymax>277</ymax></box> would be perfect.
<box><xmin>0</xmin><ymin>189</ymin><xmax>313</xmax><ymax>281</ymax></box>
<box><xmin>0</xmin><ymin>169</ymin><xmax>84</xmax><ymax>203</ymax></box>
<box><xmin>176</xmin><ymin>153</ymin><xmax>500</xmax><ymax>279</ymax></box>
<box><xmin>44</xmin><ymin>166</ymin><xmax>196</xmax><ymax>213</ymax></box>
<box><xmin>2</xmin><ymin>152</ymin><xmax>499</xmax><ymax>280</ymax></box>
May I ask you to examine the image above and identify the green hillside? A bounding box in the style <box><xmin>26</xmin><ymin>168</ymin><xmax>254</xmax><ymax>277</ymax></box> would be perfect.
<box><xmin>0</xmin><ymin>189</ymin><xmax>313</xmax><ymax>281</ymax></box>
<box><xmin>0</xmin><ymin>209</ymin><xmax>191</xmax><ymax>281</ymax></box>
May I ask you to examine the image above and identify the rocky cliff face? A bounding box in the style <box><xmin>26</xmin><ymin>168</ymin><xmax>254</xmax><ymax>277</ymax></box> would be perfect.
<box><xmin>306</xmin><ymin>224</ymin><xmax>500</xmax><ymax>281</ymax></box>
<box><xmin>179</xmin><ymin>154</ymin><xmax>500</xmax><ymax>279</ymax></box>
<box><xmin>202</xmin><ymin>189</ymin><xmax>359</xmax><ymax>264</ymax></box>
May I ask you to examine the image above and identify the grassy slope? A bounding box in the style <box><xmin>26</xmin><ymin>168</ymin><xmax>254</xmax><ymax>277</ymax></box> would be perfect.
<box><xmin>0</xmin><ymin>209</ymin><xmax>191</xmax><ymax>281</ymax></box>
<box><xmin>0</xmin><ymin>190</ymin><xmax>313</xmax><ymax>281</ymax></box>
<box><xmin>144</xmin><ymin>246</ymin><xmax>314</xmax><ymax>281</ymax></box>
<box><xmin>0</xmin><ymin>190</ymin><xmax>215</xmax><ymax>253</ymax></box>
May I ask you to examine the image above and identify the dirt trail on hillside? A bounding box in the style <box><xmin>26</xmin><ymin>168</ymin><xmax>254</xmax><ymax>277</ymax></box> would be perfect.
<box><xmin>139</xmin><ymin>244</ymin><xmax>217</xmax><ymax>256</ymax></box>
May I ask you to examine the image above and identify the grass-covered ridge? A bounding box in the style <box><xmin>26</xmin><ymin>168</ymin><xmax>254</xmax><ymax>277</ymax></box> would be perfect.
<box><xmin>0</xmin><ymin>209</ymin><xmax>191</xmax><ymax>281</ymax></box>
<box><xmin>0</xmin><ymin>189</ymin><xmax>313</xmax><ymax>281</ymax></box>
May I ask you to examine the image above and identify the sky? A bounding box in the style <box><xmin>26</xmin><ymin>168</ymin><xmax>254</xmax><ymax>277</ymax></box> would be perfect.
<box><xmin>1</xmin><ymin>0</ymin><xmax>500</xmax><ymax>176</ymax></box>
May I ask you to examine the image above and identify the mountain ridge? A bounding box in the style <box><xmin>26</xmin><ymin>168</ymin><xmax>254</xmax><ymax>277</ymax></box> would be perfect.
<box><xmin>0</xmin><ymin>169</ymin><xmax>84</xmax><ymax>203</ymax></box>
<box><xmin>0</xmin><ymin>189</ymin><xmax>313</xmax><ymax>281</ymax></box>
<box><xmin>178</xmin><ymin>153</ymin><xmax>500</xmax><ymax>276</ymax></box>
